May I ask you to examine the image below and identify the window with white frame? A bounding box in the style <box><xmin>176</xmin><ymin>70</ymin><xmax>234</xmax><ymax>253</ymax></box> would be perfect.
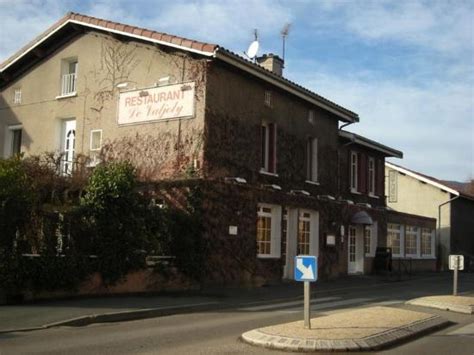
<box><xmin>264</xmin><ymin>90</ymin><xmax>272</xmax><ymax>107</ymax></box>
<box><xmin>364</xmin><ymin>226</ymin><xmax>372</xmax><ymax>255</ymax></box>
<box><xmin>306</xmin><ymin>137</ymin><xmax>318</xmax><ymax>182</ymax></box>
<box><xmin>368</xmin><ymin>157</ymin><xmax>375</xmax><ymax>195</ymax></box>
<box><xmin>60</xmin><ymin>58</ymin><xmax>78</xmax><ymax>96</ymax></box>
<box><xmin>405</xmin><ymin>226</ymin><xmax>418</xmax><ymax>256</ymax></box>
<box><xmin>387</xmin><ymin>223</ymin><xmax>401</xmax><ymax>256</ymax></box>
<box><xmin>3</xmin><ymin>125</ymin><xmax>22</xmax><ymax>158</ymax></box>
<box><xmin>421</xmin><ymin>228</ymin><xmax>434</xmax><ymax>257</ymax></box>
<box><xmin>260</xmin><ymin>122</ymin><xmax>277</xmax><ymax>174</ymax></box>
<box><xmin>297</xmin><ymin>211</ymin><xmax>311</xmax><ymax>255</ymax></box>
<box><xmin>256</xmin><ymin>204</ymin><xmax>281</xmax><ymax>257</ymax></box>
<box><xmin>282</xmin><ymin>208</ymin><xmax>288</xmax><ymax>262</ymax></box>
<box><xmin>13</xmin><ymin>88</ymin><xmax>22</xmax><ymax>104</ymax></box>
<box><xmin>350</xmin><ymin>151</ymin><xmax>358</xmax><ymax>192</ymax></box>
<box><xmin>90</xmin><ymin>129</ymin><xmax>102</xmax><ymax>151</ymax></box>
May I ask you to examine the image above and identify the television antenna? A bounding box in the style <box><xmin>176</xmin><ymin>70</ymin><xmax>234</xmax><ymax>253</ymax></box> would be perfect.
<box><xmin>244</xmin><ymin>29</ymin><xmax>259</xmax><ymax>61</ymax></box>
<box><xmin>281</xmin><ymin>23</ymin><xmax>291</xmax><ymax>64</ymax></box>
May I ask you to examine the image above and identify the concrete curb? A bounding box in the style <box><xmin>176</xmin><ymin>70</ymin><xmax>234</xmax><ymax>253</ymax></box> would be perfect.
<box><xmin>241</xmin><ymin>315</ymin><xmax>449</xmax><ymax>352</ymax></box>
<box><xmin>0</xmin><ymin>301</ymin><xmax>219</xmax><ymax>334</ymax></box>
<box><xmin>406</xmin><ymin>299</ymin><xmax>474</xmax><ymax>314</ymax></box>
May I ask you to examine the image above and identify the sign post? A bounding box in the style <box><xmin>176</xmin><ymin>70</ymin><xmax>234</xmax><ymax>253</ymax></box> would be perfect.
<box><xmin>294</xmin><ymin>256</ymin><xmax>318</xmax><ymax>329</ymax></box>
<box><xmin>449</xmin><ymin>255</ymin><xmax>464</xmax><ymax>296</ymax></box>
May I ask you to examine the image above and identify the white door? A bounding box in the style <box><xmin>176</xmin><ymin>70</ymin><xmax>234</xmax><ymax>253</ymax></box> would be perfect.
<box><xmin>62</xmin><ymin>119</ymin><xmax>76</xmax><ymax>175</ymax></box>
<box><xmin>348</xmin><ymin>226</ymin><xmax>364</xmax><ymax>274</ymax></box>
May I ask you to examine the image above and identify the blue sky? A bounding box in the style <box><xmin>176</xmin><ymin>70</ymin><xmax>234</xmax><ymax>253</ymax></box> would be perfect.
<box><xmin>1</xmin><ymin>0</ymin><xmax>473</xmax><ymax>181</ymax></box>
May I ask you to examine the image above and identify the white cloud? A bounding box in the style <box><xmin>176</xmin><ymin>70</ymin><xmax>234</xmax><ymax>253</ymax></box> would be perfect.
<box><xmin>292</xmin><ymin>68</ymin><xmax>474</xmax><ymax>181</ymax></box>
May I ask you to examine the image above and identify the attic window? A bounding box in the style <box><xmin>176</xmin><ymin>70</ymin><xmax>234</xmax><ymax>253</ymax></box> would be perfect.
<box><xmin>264</xmin><ymin>91</ymin><xmax>272</xmax><ymax>107</ymax></box>
<box><xmin>13</xmin><ymin>89</ymin><xmax>22</xmax><ymax>104</ymax></box>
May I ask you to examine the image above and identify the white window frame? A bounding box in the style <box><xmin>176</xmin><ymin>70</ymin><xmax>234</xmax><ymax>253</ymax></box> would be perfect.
<box><xmin>256</xmin><ymin>203</ymin><xmax>282</xmax><ymax>258</ymax></box>
<box><xmin>306</xmin><ymin>137</ymin><xmax>318</xmax><ymax>183</ymax></box>
<box><xmin>90</xmin><ymin>129</ymin><xmax>103</xmax><ymax>151</ymax></box>
<box><xmin>405</xmin><ymin>225</ymin><xmax>419</xmax><ymax>258</ymax></box>
<box><xmin>368</xmin><ymin>157</ymin><xmax>375</xmax><ymax>196</ymax></box>
<box><xmin>58</xmin><ymin>58</ymin><xmax>78</xmax><ymax>98</ymax></box>
<box><xmin>3</xmin><ymin>124</ymin><xmax>23</xmax><ymax>158</ymax></box>
<box><xmin>421</xmin><ymin>228</ymin><xmax>436</xmax><ymax>258</ymax></box>
<box><xmin>350</xmin><ymin>151</ymin><xmax>358</xmax><ymax>192</ymax></box>
<box><xmin>260</xmin><ymin>122</ymin><xmax>277</xmax><ymax>175</ymax></box>
<box><xmin>387</xmin><ymin>223</ymin><xmax>403</xmax><ymax>257</ymax></box>
<box><xmin>13</xmin><ymin>88</ymin><xmax>22</xmax><ymax>104</ymax></box>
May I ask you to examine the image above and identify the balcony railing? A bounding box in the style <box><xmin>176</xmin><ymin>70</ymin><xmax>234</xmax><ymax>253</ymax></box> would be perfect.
<box><xmin>61</xmin><ymin>73</ymin><xmax>77</xmax><ymax>96</ymax></box>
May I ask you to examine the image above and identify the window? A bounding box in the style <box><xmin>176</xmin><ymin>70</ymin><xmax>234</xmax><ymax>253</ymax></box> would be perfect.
<box><xmin>405</xmin><ymin>226</ymin><xmax>418</xmax><ymax>256</ymax></box>
<box><xmin>349</xmin><ymin>226</ymin><xmax>356</xmax><ymax>262</ymax></box>
<box><xmin>368</xmin><ymin>157</ymin><xmax>375</xmax><ymax>195</ymax></box>
<box><xmin>60</xmin><ymin>59</ymin><xmax>78</xmax><ymax>96</ymax></box>
<box><xmin>364</xmin><ymin>226</ymin><xmax>371</xmax><ymax>255</ymax></box>
<box><xmin>61</xmin><ymin>119</ymin><xmax>76</xmax><ymax>175</ymax></box>
<box><xmin>264</xmin><ymin>90</ymin><xmax>272</xmax><ymax>107</ymax></box>
<box><xmin>3</xmin><ymin>125</ymin><xmax>22</xmax><ymax>158</ymax></box>
<box><xmin>298</xmin><ymin>211</ymin><xmax>311</xmax><ymax>255</ymax></box>
<box><xmin>306</xmin><ymin>137</ymin><xmax>318</xmax><ymax>182</ymax></box>
<box><xmin>13</xmin><ymin>89</ymin><xmax>22</xmax><ymax>104</ymax></box>
<box><xmin>308</xmin><ymin>110</ymin><xmax>315</xmax><ymax>124</ymax></box>
<box><xmin>90</xmin><ymin>129</ymin><xmax>102</xmax><ymax>151</ymax></box>
<box><xmin>282</xmin><ymin>208</ymin><xmax>288</xmax><ymax>262</ymax></box>
<box><xmin>387</xmin><ymin>223</ymin><xmax>401</xmax><ymax>256</ymax></box>
<box><xmin>256</xmin><ymin>204</ymin><xmax>281</xmax><ymax>257</ymax></box>
<box><xmin>260</xmin><ymin>122</ymin><xmax>277</xmax><ymax>174</ymax></box>
<box><xmin>421</xmin><ymin>228</ymin><xmax>434</xmax><ymax>257</ymax></box>
<box><xmin>350</xmin><ymin>151</ymin><xmax>358</xmax><ymax>192</ymax></box>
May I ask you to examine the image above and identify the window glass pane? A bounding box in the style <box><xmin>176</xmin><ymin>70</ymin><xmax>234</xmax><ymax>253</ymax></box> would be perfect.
<box><xmin>298</xmin><ymin>212</ymin><xmax>311</xmax><ymax>255</ymax></box>
<box><xmin>11</xmin><ymin>129</ymin><xmax>22</xmax><ymax>155</ymax></box>
<box><xmin>364</xmin><ymin>227</ymin><xmax>371</xmax><ymax>254</ymax></box>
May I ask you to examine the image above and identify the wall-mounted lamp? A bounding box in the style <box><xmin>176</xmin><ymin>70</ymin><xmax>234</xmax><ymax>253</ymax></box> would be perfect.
<box><xmin>290</xmin><ymin>189</ymin><xmax>310</xmax><ymax>196</ymax></box>
<box><xmin>181</xmin><ymin>84</ymin><xmax>192</xmax><ymax>91</ymax></box>
<box><xmin>356</xmin><ymin>203</ymin><xmax>372</xmax><ymax>209</ymax></box>
<box><xmin>317</xmin><ymin>194</ymin><xmax>336</xmax><ymax>201</ymax></box>
<box><xmin>263</xmin><ymin>184</ymin><xmax>282</xmax><ymax>190</ymax></box>
<box><xmin>156</xmin><ymin>76</ymin><xmax>170</xmax><ymax>86</ymax></box>
<box><xmin>139</xmin><ymin>90</ymin><xmax>149</xmax><ymax>97</ymax></box>
<box><xmin>225</xmin><ymin>177</ymin><xmax>247</xmax><ymax>184</ymax></box>
<box><xmin>116</xmin><ymin>82</ymin><xmax>128</xmax><ymax>89</ymax></box>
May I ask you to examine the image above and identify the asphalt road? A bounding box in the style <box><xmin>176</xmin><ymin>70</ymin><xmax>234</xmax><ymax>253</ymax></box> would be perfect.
<box><xmin>1</xmin><ymin>274</ymin><xmax>473</xmax><ymax>355</ymax></box>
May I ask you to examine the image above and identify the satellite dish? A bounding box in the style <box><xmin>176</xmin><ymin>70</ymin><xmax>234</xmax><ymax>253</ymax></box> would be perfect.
<box><xmin>246</xmin><ymin>40</ymin><xmax>259</xmax><ymax>59</ymax></box>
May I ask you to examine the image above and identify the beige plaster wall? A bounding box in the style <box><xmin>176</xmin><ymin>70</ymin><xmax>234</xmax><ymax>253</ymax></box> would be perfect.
<box><xmin>385</xmin><ymin>166</ymin><xmax>452</xmax><ymax>265</ymax></box>
<box><xmin>0</xmin><ymin>31</ymin><xmax>208</xmax><ymax>179</ymax></box>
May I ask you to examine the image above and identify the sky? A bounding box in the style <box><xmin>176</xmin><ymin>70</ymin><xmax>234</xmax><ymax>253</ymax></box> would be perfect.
<box><xmin>1</xmin><ymin>0</ymin><xmax>473</xmax><ymax>182</ymax></box>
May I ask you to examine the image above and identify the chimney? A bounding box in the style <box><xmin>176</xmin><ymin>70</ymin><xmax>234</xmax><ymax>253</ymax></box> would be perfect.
<box><xmin>256</xmin><ymin>54</ymin><xmax>284</xmax><ymax>76</ymax></box>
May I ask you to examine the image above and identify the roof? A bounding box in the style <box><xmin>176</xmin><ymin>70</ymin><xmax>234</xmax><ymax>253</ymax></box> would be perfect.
<box><xmin>385</xmin><ymin>162</ymin><xmax>474</xmax><ymax>200</ymax></box>
<box><xmin>339</xmin><ymin>130</ymin><xmax>403</xmax><ymax>158</ymax></box>
<box><xmin>0</xmin><ymin>12</ymin><xmax>358</xmax><ymax>123</ymax></box>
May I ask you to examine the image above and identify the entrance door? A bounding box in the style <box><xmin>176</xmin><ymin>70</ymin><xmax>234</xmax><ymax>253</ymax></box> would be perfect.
<box><xmin>62</xmin><ymin>119</ymin><xmax>76</xmax><ymax>175</ymax></box>
<box><xmin>348</xmin><ymin>225</ymin><xmax>364</xmax><ymax>274</ymax></box>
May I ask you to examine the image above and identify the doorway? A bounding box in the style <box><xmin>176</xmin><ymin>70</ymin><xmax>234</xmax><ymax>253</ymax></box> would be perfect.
<box><xmin>348</xmin><ymin>225</ymin><xmax>364</xmax><ymax>274</ymax></box>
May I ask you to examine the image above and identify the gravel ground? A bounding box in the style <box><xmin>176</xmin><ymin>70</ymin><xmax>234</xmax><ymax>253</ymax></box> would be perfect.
<box><xmin>257</xmin><ymin>306</ymin><xmax>434</xmax><ymax>340</ymax></box>
<box><xmin>408</xmin><ymin>295</ymin><xmax>473</xmax><ymax>306</ymax></box>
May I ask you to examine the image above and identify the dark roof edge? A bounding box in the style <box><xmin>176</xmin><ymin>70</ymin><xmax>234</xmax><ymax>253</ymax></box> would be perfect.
<box><xmin>339</xmin><ymin>130</ymin><xmax>403</xmax><ymax>158</ymax></box>
<box><xmin>215</xmin><ymin>49</ymin><xmax>359</xmax><ymax>123</ymax></box>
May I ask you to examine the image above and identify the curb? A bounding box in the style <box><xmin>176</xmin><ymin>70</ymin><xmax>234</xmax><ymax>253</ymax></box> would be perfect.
<box><xmin>0</xmin><ymin>301</ymin><xmax>219</xmax><ymax>334</ymax></box>
<box><xmin>406</xmin><ymin>300</ymin><xmax>473</xmax><ymax>314</ymax></box>
<box><xmin>241</xmin><ymin>315</ymin><xmax>449</xmax><ymax>352</ymax></box>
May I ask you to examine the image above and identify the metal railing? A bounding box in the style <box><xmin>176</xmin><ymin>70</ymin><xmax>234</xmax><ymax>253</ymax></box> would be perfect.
<box><xmin>61</xmin><ymin>73</ymin><xmax>77</xmax><ymax>96</ymax></box>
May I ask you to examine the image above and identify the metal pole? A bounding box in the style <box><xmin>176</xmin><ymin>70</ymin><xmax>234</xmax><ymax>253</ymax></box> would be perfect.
<box><xmin>304</xmin><ymin>281</ymin><xmax>311</xmax><ymax>329</ymax></box>
<box><xmin>453</xmin><ymin>256</ymin><xmax>459</xmax><ymax>296</ymax></box>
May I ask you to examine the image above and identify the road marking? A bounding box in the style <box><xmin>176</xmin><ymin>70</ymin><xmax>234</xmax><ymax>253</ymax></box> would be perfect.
<box><xmin>238</xmin><ymin>297</ymin><xmax>340</xmax><ymax>312</ymax></box>
<box><xmin>447</xmin><ymin>322</ymin><xmax>474</xmax><ymax>336</ymax></box>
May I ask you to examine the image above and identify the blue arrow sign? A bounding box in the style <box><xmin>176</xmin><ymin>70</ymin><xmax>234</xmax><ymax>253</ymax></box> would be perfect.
<box><xmin>294</xmin><ymin>256</ymin><xmax>317</xmax><ymax>282</ymax></box>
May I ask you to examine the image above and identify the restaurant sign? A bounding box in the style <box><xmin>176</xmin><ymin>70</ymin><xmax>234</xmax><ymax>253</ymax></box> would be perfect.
<box><xmin>118</xmin><ymin>82</ymin><xmax>195</xmax><ymax>125</ymax></box>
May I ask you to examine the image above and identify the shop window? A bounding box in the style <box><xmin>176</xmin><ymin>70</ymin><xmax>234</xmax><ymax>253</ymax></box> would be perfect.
<box><xmin>260</xmin><ymin>122</ymin><xmax>277</xmax><ymax>174</ymax></box>
<box><xmin>256</xmin><ymin>204</ymin><xmax>281</xmax><ymax>258</ymax></box>
<box><xmin>306</xmin><ymin>137</ymin><xmax>318</xmax><ymax>182</ymax></box>
<box><xmin>421</xmin><ymin>228</ymin><xmax>435</xmax><ymax>257</ymax></box>
<box><xmin>405</xmin><ymin>226</ymin><xmax>418</xmax><ymax>257</ymax></box>
<box><xmin>297</xmin><ymin>211</ymin><xmax>311</xmax><ymax>255</ymax></box>
<box><xmin>387</xmin><ymin>223</ymin><xmax>402</xmax><ymax>257</ymax></box>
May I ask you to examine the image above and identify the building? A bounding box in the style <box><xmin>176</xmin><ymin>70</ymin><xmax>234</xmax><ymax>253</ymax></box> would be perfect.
<box><xmin>0</xmin><ymin>13</ymin><xmax>436</xmax><ymax>285</ymax></box>
<box><xmin>386</xmin><ymin>162</ymin><xmax>474</xmax><ymax>270</ymax></box>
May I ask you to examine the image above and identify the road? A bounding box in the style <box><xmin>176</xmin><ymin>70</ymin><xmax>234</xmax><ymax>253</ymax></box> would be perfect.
<box><xmin>1</xmin><ymin>273</ymin><xmax>473</xmax><ymax>354</ymax></box>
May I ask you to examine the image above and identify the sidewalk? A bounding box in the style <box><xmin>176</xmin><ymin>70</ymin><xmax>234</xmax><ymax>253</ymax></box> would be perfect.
<box><xmin>0</xmin><ymin>272</ymin><xmax>447</xmax><ymax>334</ymax></box>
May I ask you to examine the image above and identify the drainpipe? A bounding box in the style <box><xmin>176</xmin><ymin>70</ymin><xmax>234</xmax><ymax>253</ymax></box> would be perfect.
<box><xmin>437</xmin><ymin>194</ymin><xmax>460</xmax><ymax>271</ymax></box>
<box><xmin>337</xmin><ymin>121</ymin><xmax>355</xmax><ymax>198</ymax></box>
